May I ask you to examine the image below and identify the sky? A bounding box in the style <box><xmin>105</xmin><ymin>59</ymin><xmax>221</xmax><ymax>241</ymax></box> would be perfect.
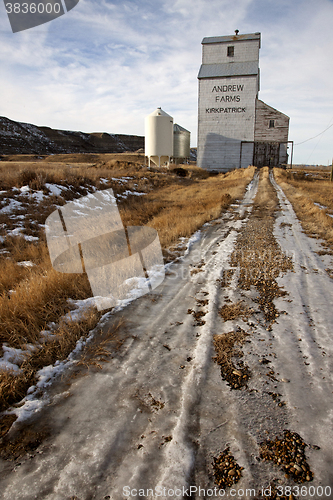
<box><xmin>1</xmin><ymin>0</ymin><xmax>333</xmax><ymax>165</ymax></box>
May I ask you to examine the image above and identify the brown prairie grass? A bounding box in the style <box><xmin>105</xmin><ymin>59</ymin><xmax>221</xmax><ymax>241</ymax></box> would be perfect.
<box><xmin>274</xmin><ymin>168</ymin><xmax>333</xmax><ymax>248</ymax></box>
<box><xmin>0</xmin><ymin>307</ymin><xmax>100</xmax><ymax>413</ymax></box>
<box><xmin>0</xmin><ymin>238</ymin><xmax>50</xmax><ymax>295</ymax></box>
<box><xmin>0</xmin><ymin>265</ymin><xmax>92</xmax><ymax>348</ymax></box>
<box><xmin>0</xmin><ymin>157</ymin><xmax>255</xmax><ymax>415</ymax></box>
<box><xmin>0</xmin><ymin>161</ymin><xmax>110</xmax><ymax>191</ymax></box>
<box><xmin>139</xmin><ymin>166</ymin><xmax>256</xmax><ymax>251</ymax></box>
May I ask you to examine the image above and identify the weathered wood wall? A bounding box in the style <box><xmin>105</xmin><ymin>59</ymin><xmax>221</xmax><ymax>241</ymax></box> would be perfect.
<box><xmin>254</xmin><ymin>100</ymin><xmax>289</xmax><ymax>143</ymax></box>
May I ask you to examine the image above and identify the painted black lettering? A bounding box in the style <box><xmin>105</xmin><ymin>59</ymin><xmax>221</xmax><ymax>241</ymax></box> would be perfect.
<box><xmin>215</xmin><ymin>95</ymin><xmax>241</xmax><ymax>103</ymax></box>
<box><xmin>206</xmin><ymin>105</ymin><xmax>245</xmax><ymax>114</ymax></box>
<box><xmin>212</xmin><ymin>84</ymin><xmax>244</xmax><ymax>93</ymax></box>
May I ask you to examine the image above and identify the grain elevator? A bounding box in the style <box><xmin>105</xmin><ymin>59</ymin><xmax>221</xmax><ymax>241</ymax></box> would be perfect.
<box><xmin>197</xmin><ymin>31</ymin><xmax>290</xmax><ymax>171</ymax></box>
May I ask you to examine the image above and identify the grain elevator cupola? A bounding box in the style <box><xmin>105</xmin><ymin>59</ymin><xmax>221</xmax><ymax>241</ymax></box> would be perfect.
<box><xmin>197</xmin><ymin>32</ymin><xmax>290</xmax><ymax>172</ymax></box>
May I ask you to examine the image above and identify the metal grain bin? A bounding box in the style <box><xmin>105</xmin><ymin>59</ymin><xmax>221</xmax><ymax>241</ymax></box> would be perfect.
<box><xmin>173</xmin><ymin>124</ymin><xmax>191</xmax><ymax>163</ymax></box>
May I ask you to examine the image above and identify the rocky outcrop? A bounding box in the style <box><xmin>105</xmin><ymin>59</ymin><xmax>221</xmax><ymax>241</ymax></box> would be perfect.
<box><xmin>0</xmin><ymin>116</ymin><xmax>144</xmax><ymax>155</ymax></box>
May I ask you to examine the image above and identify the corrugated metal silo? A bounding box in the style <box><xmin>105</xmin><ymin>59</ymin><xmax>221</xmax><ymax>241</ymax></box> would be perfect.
<box><xmin>173</xmin><ymin>124</ymin><xmax>191</xmax><ymax>163</ymax></box>
<box><xmin>145</xmin><ymin>107</ymin><xmax>173</xmax><ymax>167</ymax></box>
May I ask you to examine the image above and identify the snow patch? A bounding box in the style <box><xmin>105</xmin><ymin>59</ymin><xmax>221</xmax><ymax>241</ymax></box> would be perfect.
<box><xmin>117</xmin><ymin>190</ymin><xmax>146</xmax><ymax>199</ymax></box>
<box><xmin>45</xmin><ymin>183</ymin><xmax>67</xmax><ymax>197</ymax></box>
<box><xmin>17</xmin><ymin>260</ymin><xmax>35</xmax><ymax>267</ymax></box>
<box><xmin>0</xmin><ymin>199</ymin><xmax>22</xmax><ymax>214</ymax></box>
<box><xmin>0</xmin><ymin>345</ymin><xmax>36</xmax><ymax>374</ymax></box>
<box><xmin>32</xmin><ymin>190</ymin><xmax>45</xmax><ymax>202</ymax></box>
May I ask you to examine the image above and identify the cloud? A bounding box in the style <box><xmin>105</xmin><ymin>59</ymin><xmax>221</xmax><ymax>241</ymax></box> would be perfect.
<box><xmin>0</xmin><ymin>0</ymin><xmax>333</xmax><ymax>163</ymax></box>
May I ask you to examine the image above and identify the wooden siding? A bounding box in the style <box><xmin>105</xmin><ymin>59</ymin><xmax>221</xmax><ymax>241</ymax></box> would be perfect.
<box><xmin>202</xmin><ymin>39</ymin><xmax>260</xmax><ymax>65</ymax></box>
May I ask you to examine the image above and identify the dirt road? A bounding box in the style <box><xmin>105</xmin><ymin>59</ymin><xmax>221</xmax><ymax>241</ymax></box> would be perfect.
<box><xmin>0</xmin><ymin>169</ymin><xmax>332</xmax><ymax>499</ymax></box>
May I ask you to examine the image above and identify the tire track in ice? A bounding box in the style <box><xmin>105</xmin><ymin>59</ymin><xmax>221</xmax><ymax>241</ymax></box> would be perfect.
<box><xmin>153</xmin><ymin>174</ymin><xmax>259</xmax><ymax>497</ymax></box>
<box><xmin>270</xmin><ymin>170</ymin><xmax>333</xmax><ymax>488</ymax></box>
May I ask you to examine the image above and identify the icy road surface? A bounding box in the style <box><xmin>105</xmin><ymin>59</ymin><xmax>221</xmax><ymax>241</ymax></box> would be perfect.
<box><xmin>0</xmin><ymin>170</ymin><xmax>333</xmax><ymax>499</ymax></box>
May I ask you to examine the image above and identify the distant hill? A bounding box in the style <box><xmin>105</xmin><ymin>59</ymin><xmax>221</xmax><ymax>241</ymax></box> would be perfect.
<box><xmin>0</xmin><ymin>116</ymin><xmax>144</xmax><ymax>155</ymax></box>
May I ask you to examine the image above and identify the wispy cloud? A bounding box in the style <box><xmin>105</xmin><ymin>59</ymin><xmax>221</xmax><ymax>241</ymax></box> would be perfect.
<box><xmin>1</xmin><ymin>0</ymin><xmax>333</xmax><ymax>163</ymax></box>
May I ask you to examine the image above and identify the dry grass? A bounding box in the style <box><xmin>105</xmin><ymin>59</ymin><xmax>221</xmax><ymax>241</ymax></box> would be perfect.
<box><xmin>140</xmin><ymin>167</ymin><xmax>255</xmax><ymax>252</ymax></box>
<box><xmin>274</xmin><ymin>168</ymin><xmax>333</xmax><ymax>248</ymax></box>
<box><xmin>0</xmin><ymin>153</ymin><xmax>146</xmax><ymax>191</ymax></box>
<box><xmin>0</xmin><ymin>238</ymin><xmax>50</xmax><ymax>295</ymax></box>
<box><xmin>219</xmin><ymin>301</ymin><xmax>254</xmax><ymax>322</ymax></box>
<box><xmin>0</xmin><ymin>266</ymin><xmax>92</xmax><ymax>347</ymax></box>
<box><xmin>0</xmin><ymin>156</ymin><xmax>255</xmax><ymax>415</ymax></box>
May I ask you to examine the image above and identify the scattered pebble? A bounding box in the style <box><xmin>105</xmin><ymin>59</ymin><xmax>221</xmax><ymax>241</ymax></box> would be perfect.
<box><xmin>213</xmin><ymin>447</ymin><xmax>243</xmax><ymax>488</ymax></box>
<box><xmin>259</xmin><ymin>429</ymin><xmax>315</xmax><ymax>483</ymax></box>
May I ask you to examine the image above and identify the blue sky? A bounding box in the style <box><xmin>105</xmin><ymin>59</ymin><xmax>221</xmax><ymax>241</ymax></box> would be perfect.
<box><xmin>1</xmin><ymin>0</ymin><xmax>333</xmax><ymax>165</ymax></box>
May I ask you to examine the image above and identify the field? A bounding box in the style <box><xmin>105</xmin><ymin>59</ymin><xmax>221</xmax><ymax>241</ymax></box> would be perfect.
<box><xmin>0</xmin><ymin>159</ymin><xmax>333</xmax><ymax>498</ymax></box>
<box><xmin>0</xmin><ymin>154</ymin><xmax>255</xmax><ymax>417</ymax></box>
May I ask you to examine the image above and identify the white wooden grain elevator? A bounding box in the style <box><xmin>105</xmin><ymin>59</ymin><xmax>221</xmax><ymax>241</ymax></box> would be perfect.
<box><xmin>197</xmin><ymin>31</ymin><xmax>290</xmax><ymax>171</ymax></box>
